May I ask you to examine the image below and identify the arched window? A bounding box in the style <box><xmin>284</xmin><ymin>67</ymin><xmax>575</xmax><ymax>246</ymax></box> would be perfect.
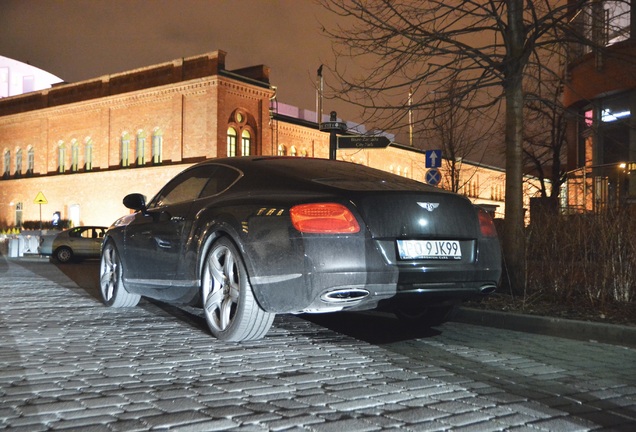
<box><xmin>15</xmin><ymin>202</ymin><xmax>23</xmax><ymax>227</ymax></box>
<box><xmin>71</xmin><ymin>139</ymin><xmax>79</xmax><ymax>172</ymax></box>
<box><xmin>84</xmin><ymin>138</ymin><xmax>93</xmax><ymax>171</ymax></box>
<box><xmin>227</xmin><ymin>127</ymin><xmax>237</xmax><ymax>157</ymax></box>
<box><xmin>227</xmin><ymin>109</ymin><xmax>256</xmax><ymax>157</ymax></box>
<box><xmin>277</xmin><ymin>144</ymin><xmax>286</xmax><ymax>156</ymax></box>
<box><xmin>15</xmin><ymin>148</ymin><xmax>22</xmax><ymax>177</ymax></box>
<box><xmin>152</xmin><ymin>128</ymin><xmax>163</xmax><ymax>165</ymax></box>
<box><xmin>27</xmin><ymin>146</ymin><xmax>34</xmax><ymax>176</ymax></box>
<box><xmin>290</xmin><ymin>146</ymin><xmax>297</xmax><ymax>157</ymax></box>
<box><xmin>121</xmin><ymin>132</ymin><xmax>130</xmax><ymax>167</ymax></box>
<box><xmin>2</xmin><ymin>149</ymin><xmax>10</xmax><ymax>179</ymax></box>
<box><xmin>241</xmin><ymin>130</ymin><xmax>251</xmax><ymax>156</ymax></box>
<box><xmin>58</xmin><ymin>141</ymin><xmax>66</xmax><ymax>173</ymax></box>
<box><xmin>136</xmin><ymin>130</ymin><xmax>146</xmax><ymax>166</ymax></box>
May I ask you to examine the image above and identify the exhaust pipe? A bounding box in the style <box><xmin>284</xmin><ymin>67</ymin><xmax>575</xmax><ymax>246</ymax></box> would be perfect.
<box><xmin>321</xmin><ymin>288</ymin><xmax>369</xmax><ymax>303</ymax></box>
<box><xmin>480</xmin><ymin>284</ymin><xmax>497</xmax><ymax>295</ymax></box>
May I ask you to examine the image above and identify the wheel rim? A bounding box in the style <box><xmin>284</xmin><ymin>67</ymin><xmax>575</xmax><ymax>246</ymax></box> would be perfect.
<box><xmin>202</xmin><ymin>244</ymin><xmax>241</xmax><ymax>333</ymax></box>
<box><xmin>100</xmin><ymin>243</ymin><xmax>118</xmax><ymax>302</ymax></box>
<box><xmin>57</xmin><ymin>248</ymin><xmax>71</xmax><ymax>262</ymax></box>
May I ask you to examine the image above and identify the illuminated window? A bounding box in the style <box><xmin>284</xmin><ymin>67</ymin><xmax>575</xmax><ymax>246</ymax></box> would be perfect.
<box><xmin>15</xmin><ymin>202</ymin><xmax>23</xmax><ymax>227</ymax></box>
<box><xmin>71</xmin><ymin>139</ymin><xmax>79</xmax><ymax>172</ymax></box>
<box><xmin>152</xmin><ymin>128</ymin><xmax>163</xmax><ymax>164</ymax></box>
<box><xmin>290</xmin><ymin>146</ymin><xmax>297</xmax><ymax>157</ymax></box>
<box><xmin>15</xmin><ymin>148</ymin><xmax>22</xmax><ymax>177</ymax></box>
<box><xmin>2</xmin><ymin>149</ymin><xmax>9</xmax><ymax>179</ymax></box>
<box><xmin>0</xmin><ymin>67</ymin><xmax>8</xmax><ymax>98</ymax></box>
<box><xmin>84</xmin><ymin>138</ymin><xmax>93</xmax><ymax>171</ymax></box>
<box><xmin>121</xmin><ymin>132</ymin><xmax>130</xmax><ymax>167</ymax></box>
<box><xmin>241</xmin><ymin>130</ymin><xmax>251</xmax><ymax>156</ymax></box>
<box><xmin>27</xmin><ymin>147</ymin><xmax>34</xmax><ymax>176</ymax></box>
<box><xmin>23</xmin><ymin>75</ymin><xmax>34</xmax><ymax>93</ymax></box>
<box><xmin>58</xmin><ymin>142</ymin><xmax>66</xmax><ymax>173</ymax></box>
<box><xmin>136</xmin><ymin>130</ymin><xmax>146</xmax><ymax>166</ymax></box>
<box><xmin>277</xmin><ymin>144</ymin><xmax>286</xmax><ymax>156</ymax></box>
<box><xmin>227</xmin><ymin>127</ymin><xmax>237</xmax><ymax>157</ymax></box>
<box><xmin>227</xmin><ymin>109</ymin><xmax>255</xmax><ymax>157</ymax></box>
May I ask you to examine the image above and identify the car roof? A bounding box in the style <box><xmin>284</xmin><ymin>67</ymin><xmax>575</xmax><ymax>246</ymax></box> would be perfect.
<box><xmin>197</xmin><ymin>156</ymin><xmax>443</xmax><ymax>193</ymax></box>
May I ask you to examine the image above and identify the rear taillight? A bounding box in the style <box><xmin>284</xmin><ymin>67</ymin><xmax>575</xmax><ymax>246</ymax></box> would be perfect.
<box><xmin>290</xmin><ymin>203</ymin><xmax>360</xmax><ymax>234</ymax></box>
<box><xmin>477</xmin><ymin>208</ymin><xmax>497</xmax><ymax>237</ymax></box>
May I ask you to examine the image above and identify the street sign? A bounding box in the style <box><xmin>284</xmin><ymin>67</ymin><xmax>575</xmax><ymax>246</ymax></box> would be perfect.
<box><xmin>338</xmin><ymin>135</ymin><xmax>391</xmax><ymax>149</ymax></box>
<box><xmin>319</xmin><ymin>121</ymin><xmax>348</xmax><ymax>132</ymax></box>
<box><xmin>425</xmin><ymin>168</ymin><xmax>441</xmax><ymax>186</ymax></box>
<box><xmin>34</xmin><ymin>191</ymin><xmax>48</xmax><ymax>205</ymax></box>
<box><xmin>425</xmin><ymin>149</ymin><xmax>442</xmax><ymax>168</ymax></box>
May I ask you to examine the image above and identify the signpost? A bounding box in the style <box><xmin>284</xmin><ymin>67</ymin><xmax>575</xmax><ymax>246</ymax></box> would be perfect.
<box><xmin>425</xmin><ymin>149</ymin><xmax>442</xmax><ymax>168</ymax></box>
<box><xmin>319</xmin><ymin>111</ymin><xmax>348</xmax><ymax>160</ymax></box>
<box><xmin>425</xmin><ymin>169</ymin><xmax>441</xmax><ymax>186</ymax></box>
<box><xmin>337</xmin><ymin>135</ymin><xmax>391</xmax><ymax>149</ymax></box>
<box><xmin>34</xmin><ymin>191</ymin><xmax>48</xmax><ymax>230</ymax></box>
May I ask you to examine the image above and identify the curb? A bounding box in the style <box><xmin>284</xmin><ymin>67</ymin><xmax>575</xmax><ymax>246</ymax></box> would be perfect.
<box><xmin>454</xmin><ymin>307</ymin><xmax>636</xmax><ymax>349</ymax></box>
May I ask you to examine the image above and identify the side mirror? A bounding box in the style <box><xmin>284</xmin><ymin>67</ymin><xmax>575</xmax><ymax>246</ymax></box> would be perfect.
<box><xmin>123</xmin><ymin>193</ymin><xmax>147</xmax><ymax>213</ymax></box>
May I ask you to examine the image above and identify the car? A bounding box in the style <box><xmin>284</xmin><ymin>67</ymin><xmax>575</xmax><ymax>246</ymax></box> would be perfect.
<box><xmin>39</xmin><ymin>226</ymin><xmax>107</xmax><ymax>263</ymax></box>
<box><xmin>100</xmin><ymin>156</ymin><xmax>501</xmax><ymax>341</ymax></box>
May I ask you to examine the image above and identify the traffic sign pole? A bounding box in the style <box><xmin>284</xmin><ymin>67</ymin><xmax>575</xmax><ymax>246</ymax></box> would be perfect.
<box><xmin>319</xmin><ymin>111</ymin><xmax>348</xmax><ymax>160</ymax></box>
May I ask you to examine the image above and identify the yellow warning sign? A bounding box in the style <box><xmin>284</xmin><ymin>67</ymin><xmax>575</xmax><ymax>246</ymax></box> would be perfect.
<box><xmin>34</xmin><ymin>191</ymin><xmax>48</xmax><ymax>205</ymax></box>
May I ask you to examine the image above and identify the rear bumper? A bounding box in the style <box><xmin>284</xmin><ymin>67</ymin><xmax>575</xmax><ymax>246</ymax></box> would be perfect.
<box><xmin>248</xmin><ymin>235</ymin><xmax>502</xmax><ymax>314</ymax></box>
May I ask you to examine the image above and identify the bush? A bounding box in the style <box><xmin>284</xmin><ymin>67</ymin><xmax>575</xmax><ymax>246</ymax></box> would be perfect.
<box><xmin>526</xmin><ymin>209</ymin><xmax>636</xmax><ymax>310</ymax></box>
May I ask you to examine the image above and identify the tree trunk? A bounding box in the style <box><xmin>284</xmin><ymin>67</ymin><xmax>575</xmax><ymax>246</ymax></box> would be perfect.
<box><xmin>502</xmin><ymin>0</ymin><xmax>527</xmax><ymax>295</ymax></box>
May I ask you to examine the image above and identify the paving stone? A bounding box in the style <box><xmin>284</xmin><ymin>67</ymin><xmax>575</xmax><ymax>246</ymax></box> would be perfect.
<box><xmin>2</xmin><ymin>258</ymin><xmax>636</xmax><ymax>431</ymax></box>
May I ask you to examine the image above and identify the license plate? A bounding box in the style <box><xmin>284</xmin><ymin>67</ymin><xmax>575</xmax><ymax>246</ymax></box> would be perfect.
<box><xmin>397</xmin><ymin>240</ymin><xmax>462</xmax><ymax>260</ymax></box>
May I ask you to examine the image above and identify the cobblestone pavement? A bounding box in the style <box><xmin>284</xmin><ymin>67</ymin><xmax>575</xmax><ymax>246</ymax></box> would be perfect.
<box><xmin>1</xmin><ymin>257</ymin><xmax>635</xmax><ymax>431</ymax></box>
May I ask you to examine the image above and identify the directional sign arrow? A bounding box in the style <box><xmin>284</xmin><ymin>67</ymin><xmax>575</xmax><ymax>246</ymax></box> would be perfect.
<box><xmin>425</xmin><ymin>149</ymin><xmax>443</xmax><ymax>168</ymax></box>
<box><xmin>337</xmin><ymin>135</ymin><xmax>391</xmax><ymax>149</ymax></box>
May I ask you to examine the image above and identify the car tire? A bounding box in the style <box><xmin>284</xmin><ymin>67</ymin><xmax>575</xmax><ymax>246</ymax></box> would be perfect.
<box><xmin>100</xmin><ymin>240</ymin><xmax>141</xmax><ymax>308</ymax></box>
<box><xmin>54</xmin><ymin>246</ymin><xmax>73</xmax><ymax>263</ymax></box>
<box><xmin>395</xmin><ymin>304</ymin><xmax>457</xmax><ymax>327</ymax></box>
<box><xmin>201</xmin><ymin>237</ymin><xmax>275</xmax><ymax>342</ymax></box>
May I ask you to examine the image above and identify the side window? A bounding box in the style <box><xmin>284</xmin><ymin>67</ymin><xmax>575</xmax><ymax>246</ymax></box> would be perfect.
<box><xmin>150</xmin><ymin>166</ymin><xmax>217</xmax><ymax>208</ymax></box>
<box><xmin>199</xmin><ymin>165</ymin><xmax>241</xmax><ymax>198</ymax></box>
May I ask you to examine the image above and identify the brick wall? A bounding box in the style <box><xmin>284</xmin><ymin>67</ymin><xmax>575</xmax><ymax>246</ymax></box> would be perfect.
<box><xmin>1</xmin><ymin>51</ymin><xmax>514</xmax><ymax>228</ymax></box>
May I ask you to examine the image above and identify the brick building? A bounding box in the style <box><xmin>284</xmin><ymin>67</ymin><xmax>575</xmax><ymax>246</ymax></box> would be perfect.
<box><xmin>0</xmin><ymin>51</ymin><xmax>516</xmax><ymax>229</ymax></box>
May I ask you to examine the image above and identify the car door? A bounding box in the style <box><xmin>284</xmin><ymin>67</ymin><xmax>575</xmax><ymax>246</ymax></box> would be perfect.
<box><xmin>123</xmin><ymin>165</ymin><xmax>219</xmax><ymax>283</ymax></box>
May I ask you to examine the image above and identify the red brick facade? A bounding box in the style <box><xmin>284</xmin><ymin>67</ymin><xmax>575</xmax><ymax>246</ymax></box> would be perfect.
<box><xmin>1</xmin><ymin>51</ymin><xmax>512</xmax><ymax>229</ymax></box>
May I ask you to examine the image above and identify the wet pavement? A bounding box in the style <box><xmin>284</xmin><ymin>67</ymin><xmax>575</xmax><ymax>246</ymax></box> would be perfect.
<box><xmin>1</xmin><ymin>256</ymin><xmax>635</xmax><ymax>431</ymax></box>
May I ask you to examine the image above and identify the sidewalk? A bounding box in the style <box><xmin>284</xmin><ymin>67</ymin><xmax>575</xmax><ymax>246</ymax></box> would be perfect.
<box><xmin>454</xmin><ymin>307</ymin><xmax>636</xmax><ymax>348</ymax></box>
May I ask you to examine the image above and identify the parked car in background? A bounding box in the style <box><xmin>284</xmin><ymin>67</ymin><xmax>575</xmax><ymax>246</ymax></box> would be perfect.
<box><xmin>100</xmin><ymin>156</ymin><xmax>502</xmax><ymax>342</ymax></box>
<box><xmin>39</xmin><ymin>226</ymin><xmax>107</xmax><ymax>263</ymax></box>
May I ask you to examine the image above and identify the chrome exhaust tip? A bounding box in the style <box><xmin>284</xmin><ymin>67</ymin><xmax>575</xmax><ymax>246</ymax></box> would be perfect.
<box><xmin>321</xmin><ymin>288</ymin><xmax>370</xmax><ymax>303</ymax></box>
<box><xmin>480</xmin><ymin>284</ymin><xmax>497</xmax><ymax>295</ymax></box>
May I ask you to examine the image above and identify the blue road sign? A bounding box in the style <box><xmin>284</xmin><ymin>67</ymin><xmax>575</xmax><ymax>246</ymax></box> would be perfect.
<box><xmin>425</xmin><ymin>149</ymin><xmax>442</xmax><ymax>168</ymax></box>
<box><xmin>425</xmin><ymin>168</ymin><xmax>441</xmax><ymax>186</ymax></box>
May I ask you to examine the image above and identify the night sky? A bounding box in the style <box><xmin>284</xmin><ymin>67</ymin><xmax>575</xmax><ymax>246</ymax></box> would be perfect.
<box><xmin>1</xmin><ymin>0</ymin><xmax>360</xmax><ymax>122</ymax></box>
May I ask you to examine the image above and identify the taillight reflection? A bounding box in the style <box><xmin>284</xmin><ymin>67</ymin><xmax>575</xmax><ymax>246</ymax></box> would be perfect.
<box><xmin>290</xmin><ymin>203</ymin><xmax>360</xmax><ymax>234</ymax></box>
<box><xmin>477</xmin><ymin>208</ymin><xmax>497</xmax><ymax>237</ymax></box>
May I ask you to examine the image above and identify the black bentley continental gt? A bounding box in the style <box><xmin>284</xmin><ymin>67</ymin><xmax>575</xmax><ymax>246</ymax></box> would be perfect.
<box><xmin>100</xmin><ymin>156</ymin><xmax>501</xmax><ymax>341</ymax></box>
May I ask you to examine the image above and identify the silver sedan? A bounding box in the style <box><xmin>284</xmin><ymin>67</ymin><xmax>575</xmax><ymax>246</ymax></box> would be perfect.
<box><xmin>39</xmin><ymin>226</ymin><xmax>107</xmax><ymax>263</ymax></box>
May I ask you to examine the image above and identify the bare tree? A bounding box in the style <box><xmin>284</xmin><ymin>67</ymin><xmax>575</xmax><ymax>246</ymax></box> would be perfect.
<box><xmin>317</xmin><ymin>0</ymin><xmax>592</xmax><ymax>294</ymax></box>
<box><xmin>523</xmin><ymin>76</ymin><xmax>568</xmax><ymax>209</ymax></box>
